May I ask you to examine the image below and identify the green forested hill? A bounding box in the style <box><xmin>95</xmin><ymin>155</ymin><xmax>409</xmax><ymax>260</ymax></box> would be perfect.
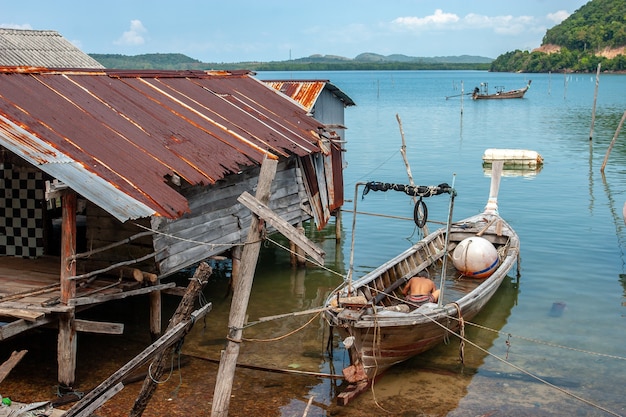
<box><xmin>543</xmin><ymin>0</ymin><xmax>626</xmax><ymax>51</ymax></box>
<box><xmin>490</xmin><ymin>0</ymin><xmax>626</xmax><ymax>72</ymax></box>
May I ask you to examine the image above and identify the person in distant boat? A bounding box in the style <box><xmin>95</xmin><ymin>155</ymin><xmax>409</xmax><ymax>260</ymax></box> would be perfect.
<box><xmin>402</xmin><ymin>270</ymin><xmax>440</xmax><ymax>306</ymax></box>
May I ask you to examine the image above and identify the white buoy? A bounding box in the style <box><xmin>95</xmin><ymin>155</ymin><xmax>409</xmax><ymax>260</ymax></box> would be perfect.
<box><xmin>452</xmin><ymin>236</ymin><xmax>499</xmax><ymax>279</ymax></box>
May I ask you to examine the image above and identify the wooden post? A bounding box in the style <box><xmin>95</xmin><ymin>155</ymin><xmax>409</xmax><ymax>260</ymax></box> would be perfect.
<box><xmin>149</xmin><ymin>290</ymin><xmax>161</xmax><ymax>341</ymax></box>
<box><xmin>589</xmin><ymin>63</ymin><xmax>601</xmax><ymax>140</ymax></box>
<box><xmin>335</xmin><ymin>210</ymin><xmax>342</xmax><ymax>242</ymax></box>
<box><xmin>58</xmin><ymin>191</ymin><xmax>77</xmax><ymax>389</ymax></box>
<box><xmin>129</xmin><ymin>262</ymin><xmax>212</xmax><ymax>417</ymax></box>
<box><xmin>211</xmin><ymin>157</ymin><xmax>278</xmax><ymax>417</ymax></box>
<box><xmin>230</xmin><ymin>245</ymin><xmax>242</xmax><ymax>291</ymax></box>
<box><xmin>601</xmin><ymin>110</ymin><xmax>626</xmax><ymax>173</ymax></box>
<box><xmin>295</xmin><ymin>223</ymin><xmax>306</xmax><ymax>267</ymax></box>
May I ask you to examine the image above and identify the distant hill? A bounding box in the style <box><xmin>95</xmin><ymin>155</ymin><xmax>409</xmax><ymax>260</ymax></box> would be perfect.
<box><xmin>490</xmin><ymin>0</ymin><xmax>626</xmax><ymax>72</ymax></box>
<box><xmin>90</xmin><ymin>52</ymin><xmax>493</xmax><ymax>71</ymax></box>
<box><xmin>353</xmin><ymin>53</ymin><xmax>493</xmax><ymax>64</ymax></box>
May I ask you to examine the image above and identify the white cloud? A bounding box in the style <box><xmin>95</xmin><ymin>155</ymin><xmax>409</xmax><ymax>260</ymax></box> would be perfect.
<box><xmin>547</xmin><ymin>10</ymin><xmax>570</xmax><ymax>24</ymax></box>
<box><xmin>392</xmin><ymin>10</ymin><xmax>538</xmax><ymax>37</ymax></box>
<box><xmin>0</xmin><ymin>23</ymin><xmax>33</xmax><ymax>30</ymax></box>
<box><xmin>115</xmin><ymin>19</ymin><xmax>147</xmax><ymax>46</ymax></box>
<box><xmin>393</xmin><ymin>9</ymin><xmax>459</xmax><ymax>29</ymax></box>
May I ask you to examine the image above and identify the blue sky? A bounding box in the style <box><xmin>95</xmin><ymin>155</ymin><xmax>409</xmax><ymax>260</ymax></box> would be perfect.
<box><xmin>2</xmin><ymin>0</ymin><xmax>590</xmax><ymax>62</ymax></box>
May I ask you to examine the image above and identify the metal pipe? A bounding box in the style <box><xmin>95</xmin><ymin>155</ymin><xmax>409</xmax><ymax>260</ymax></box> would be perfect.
<box><xmin>437</xmin><ymin>174</ymin><xmax>456</xmax><ymax>307</ymax></box>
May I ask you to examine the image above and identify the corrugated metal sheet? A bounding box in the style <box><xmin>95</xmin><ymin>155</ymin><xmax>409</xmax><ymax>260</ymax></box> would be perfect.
<box><xmin>0</xmin><ymin>29</ymin><xmax>104</xmax><ymax>69</ymax></box>
<box><xmin>264</xmin><ymin>80</ymin><xmax>355</xmax><ymax>112</ymax></box>
<box><xmin>0</xmin><ymin>68</ymin><xmax>326</xmax><ymax>221</ymax></box>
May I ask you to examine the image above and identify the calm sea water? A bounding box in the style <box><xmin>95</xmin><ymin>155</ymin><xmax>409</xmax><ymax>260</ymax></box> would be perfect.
<box><xmin>220</xmin><ymin>70</ymin><xmax>625</xmax><ymax>417</ymax></box>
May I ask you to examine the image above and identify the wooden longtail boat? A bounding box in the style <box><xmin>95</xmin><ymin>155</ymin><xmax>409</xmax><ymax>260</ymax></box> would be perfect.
<box><xmin>325</xmin><ymin>162</ymin><xmax>520</xmax><ymax>404</ymax></box>
<box><xmin>472</xmin><ymin>80</ymin><xmax>531</xmax><ymax>99</ymax></box>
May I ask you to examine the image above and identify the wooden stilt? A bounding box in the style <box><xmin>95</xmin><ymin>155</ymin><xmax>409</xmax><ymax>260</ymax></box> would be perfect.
<box><xmin>148</xmin><ymin>290</ymin><xmax>161</xmax><ymax>341</ymax></box>
<box><xmin>335</xmin><ymin>210</ymin><xmax>342</xmax><ymax>242</ymax></box>
<box><xmin>211</xmin><ymin>157</ymin><xmax>278</xmax><ymax>417</ymax></box>
<box><xmin>58</xmin><ymin>191</ymin><xmax>77</xmax><ymax>389</ymax></box>
<box><xmin>295</xmin><ymin>223</ymin><xmax>306</xmax><ymax>267</ymax></box>
<box><xmin>230</xmin><ymin>245</ymin><xmax>242</xmax><ymax>295</ymax></box>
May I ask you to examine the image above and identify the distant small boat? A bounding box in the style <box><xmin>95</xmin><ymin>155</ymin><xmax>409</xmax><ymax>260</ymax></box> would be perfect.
<box><xmin>472</xmin><ymin>80</ymin><xmax>532</xmax><ymax>100</ymax></box>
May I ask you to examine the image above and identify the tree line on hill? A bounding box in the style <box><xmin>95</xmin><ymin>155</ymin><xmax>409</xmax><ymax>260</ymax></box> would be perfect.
<box><xmin>491</xmin><ymin>0</ymin><xmax>626</xmax><ymax>72</ymax></box>
<box><xmin>89</xmin><ymin>53</ymin><xmax>491</xmax><ymax>72</ymax></box>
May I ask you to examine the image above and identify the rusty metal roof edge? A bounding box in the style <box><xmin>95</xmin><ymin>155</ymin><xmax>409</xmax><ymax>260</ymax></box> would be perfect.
<box><xmin>42</xmin><ymin>162</ymin><xmax>157</xmax><ymax>222</ymax></box>
<box><xmin>262</xmin><ymin>79</ymin><xmax>356</xmax><ymax>107</ymax></box>
<box><xmin>0</xmin><ymin>117</ymin><xmax>155</xmax><ymax>222</ymax></box>
<box><xmin>253</xmin><ymin>77</ymin><xmax>310</xmax><ymax>112</ymax></box>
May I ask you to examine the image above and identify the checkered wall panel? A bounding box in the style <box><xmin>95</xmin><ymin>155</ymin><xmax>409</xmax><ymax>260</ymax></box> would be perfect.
<box><xmin>0</xmin><ymin>163</ymin><xmax>44</xmax><ymax>258</ymax></box>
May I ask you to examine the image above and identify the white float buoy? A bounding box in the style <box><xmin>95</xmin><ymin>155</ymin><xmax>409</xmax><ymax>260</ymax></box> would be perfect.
<box><xmin>452</xmin><ymin>236</ymin><xmax>499</xmax><ymax>279</ymax></box>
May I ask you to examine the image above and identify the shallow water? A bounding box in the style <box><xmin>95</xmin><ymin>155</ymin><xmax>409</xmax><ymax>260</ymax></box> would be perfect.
<box><xmin>2</xmin><ymin>70</ymin><xmax>626</xmax><ymax>416</ymax></box>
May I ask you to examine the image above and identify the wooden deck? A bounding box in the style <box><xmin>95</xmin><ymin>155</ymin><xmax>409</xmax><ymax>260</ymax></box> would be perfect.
<box><xmin>0</xmin><ymin>256</ymin><xmax>174</xmax><ymax>341</ymax></box>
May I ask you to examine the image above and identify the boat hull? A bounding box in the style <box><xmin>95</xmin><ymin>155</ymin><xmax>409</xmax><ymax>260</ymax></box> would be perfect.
<box><xmin>325</xmin><ymin>212</ymin><xmax>519</xmax><ymax>382</ymax></box>
<box><xmin>472</xmin><ymin>80</ymin><xmax>531</xmax><ymax>100</ymax></box>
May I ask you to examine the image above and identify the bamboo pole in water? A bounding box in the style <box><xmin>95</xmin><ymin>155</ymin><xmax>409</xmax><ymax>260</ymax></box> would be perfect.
<box><xmin>396</xmin><ymin>113</ymin><xmax>429</xmax><ymax>235</ymax></box>
<box><xmin>589</xmin><ymin>63</ymin><xmax>601</xmax><ymax>140</ymax></box>
<box><xmin>600</xmin><ymin>110</ymin><xmax>626</xmax><ymax>173</ymax></box>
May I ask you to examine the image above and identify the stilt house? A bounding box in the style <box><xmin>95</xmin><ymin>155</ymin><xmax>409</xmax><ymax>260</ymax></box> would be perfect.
<box><xmin>0</xmin><ymin>30</ymin><xmax>352</xmax><ymax>389</ymax></box>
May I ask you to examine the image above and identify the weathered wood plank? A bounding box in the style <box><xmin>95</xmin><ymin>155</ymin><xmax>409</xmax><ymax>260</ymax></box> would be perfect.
<box><xmin>237</xmin><ymin>191</ymin><xmax>325</xmax><ymax>265</ymax></box>
<box><xmin>129</xmin><ymin>262</ymin><xmax>212</xmax><ymax>417</ymax></box>
<box><xmin>63</xmin><ymin>302</ymin><xmax>212</xmax><ymax>417</ymax></box>
<box><xmin>74</xmin><ymin>319</ymin><xmax>124</xmax><ymax>335</ymax></box>
<box><xmin>0</xmin><ymin>308</ymin><xmax>44</xmax><ymax>321</ymax></box>
<box><xmin>0</xmin><ymin>350</ymin><xmax>27</xmax><ymax>384</ymax></box>
<box><xmin>69</xmin><ymin>283</ymin><xmax>175</xmax><ymax>306</ymax></box>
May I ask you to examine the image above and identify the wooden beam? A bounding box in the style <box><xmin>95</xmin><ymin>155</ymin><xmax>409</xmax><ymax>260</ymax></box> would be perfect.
<box><xmin>211</xmin><ymin>157</ymin><xmax>277</xmax><ymax>417</ymax></box>
<box><xmin>0</xmin><ymin>316</ymin><xmax>57</xmax><ymax>341</ymax></box>
<box><xmin>0</xmin><ymin>308</ymin><xmax>44</xmax><ymax>322</ymax></box>
<box><xmin>69</xmin><ymin>282</ymin><xmax>175</xmax><ymax>306</ymax></box>
<box><xmin>0</xmin><ymin>350</ymin><xmax>27</xmax><ymax>384</ymax></box>
<box><xmin>63</xmin><ymin>302</ymin><xmax>212</xmax><ymax>417</ymax></box>
<box><xmin>74</xmin><ymin>319</ymin><xmax>124</xmax><ymax>335</ymax></box>
<box><xmin>237</xmin><ymin>191</ymin><xmax>325</xmax><ymax>264</ymax></box>
<box><xmin>69</xmin><ymin>382</ymin><xmax>124</xmax><ymax>417</ymax></box>
<box><xmin>129</xmin><ymin>262</ymin><xmax>212</xmax><ymax>417</ymax></box>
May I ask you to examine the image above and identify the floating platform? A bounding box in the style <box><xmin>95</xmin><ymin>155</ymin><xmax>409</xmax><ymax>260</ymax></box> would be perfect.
<box><xmin>482</xmin><ymin>148</ymin><xmax>544</xmax><ymax>168</ymax></box>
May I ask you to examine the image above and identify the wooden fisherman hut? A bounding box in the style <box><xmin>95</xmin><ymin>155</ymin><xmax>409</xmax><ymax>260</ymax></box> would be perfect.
<box><xmin>0</xmin><ymin>65</ymin><xmax>347</xmax><ymax>390</ymax></box>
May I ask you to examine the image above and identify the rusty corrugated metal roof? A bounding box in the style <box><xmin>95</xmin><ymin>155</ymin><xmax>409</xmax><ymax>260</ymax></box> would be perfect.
<box><xmin>0</xmin><ymin>68</ymin><xmax>325</xmax><ymax>221</ymax></box>
<box><xmin>264</xmin><ymin>80</ymin><xmax>355</xmax><ymax>112</ymax></box>
<box><xmin>0</xmin><ymin>29</ymin><xmax>105</xmax><ymax>69</ymax></box>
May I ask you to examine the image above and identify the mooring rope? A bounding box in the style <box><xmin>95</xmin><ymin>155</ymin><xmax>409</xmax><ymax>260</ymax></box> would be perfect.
<box><xmin>366</xmin><ymin>290</ymin><xmax>623</xmax><ymax>416</ymax></box>
<box><xmin>264</xmin><ymin>235</ymin><xmax>346</xmax><ymax>279</ymax></box>
<box><xmin>242</xmin><ymin>311</ymin><xmax>322</xmax><ymax>343</ymax></box>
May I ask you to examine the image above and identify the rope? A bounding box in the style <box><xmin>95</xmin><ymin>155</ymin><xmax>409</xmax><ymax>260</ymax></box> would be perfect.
<box><xmin>370</xmin><ymin>309</ymin><xmax>394</xmax><ymax>414</ymax></box>
<box><xmin>264</xmin><ymin>235</ymin><xmax>346</xmax><ymax>280</ymax></box>
<box><xmin>455</xmin><ymin>319</ymin><xmax>626</xmax><ymax>362</ymax></box>
<box><xmin>132</xmin><ymin>222</ymin><xmax>257</xmax><ymax>249</ymax></box>
<box><xmin>363</xmin><ymin>290</ymin><xmax>623</xmax><ymax>415</ymax></box>
<box><xmin>362</xmin><ymin>181</ymin><xmax>453</xmax><ymax>199</ymax></box>
<box><xmin>242</xmin><ymin>311</ymin><xmax>321</xmax><ymax>343</ymax></box>
<box><xmin>453</xmin><ymin>302</ymin><xmax>465</xmax><ymax>364</ymax></box>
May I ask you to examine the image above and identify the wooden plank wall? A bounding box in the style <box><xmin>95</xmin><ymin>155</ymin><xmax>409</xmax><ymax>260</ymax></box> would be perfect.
<box><xmin>153</xmin><ymin>158</ymin><xmax>312</xmax><ymax>277</ymax></box>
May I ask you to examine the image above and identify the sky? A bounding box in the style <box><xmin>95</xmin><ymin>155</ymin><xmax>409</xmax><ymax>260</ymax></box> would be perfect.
<box><xmin>1</xmin><ymin>0</ymin><xmax>591</xmax><ymax>62</ymax></box>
